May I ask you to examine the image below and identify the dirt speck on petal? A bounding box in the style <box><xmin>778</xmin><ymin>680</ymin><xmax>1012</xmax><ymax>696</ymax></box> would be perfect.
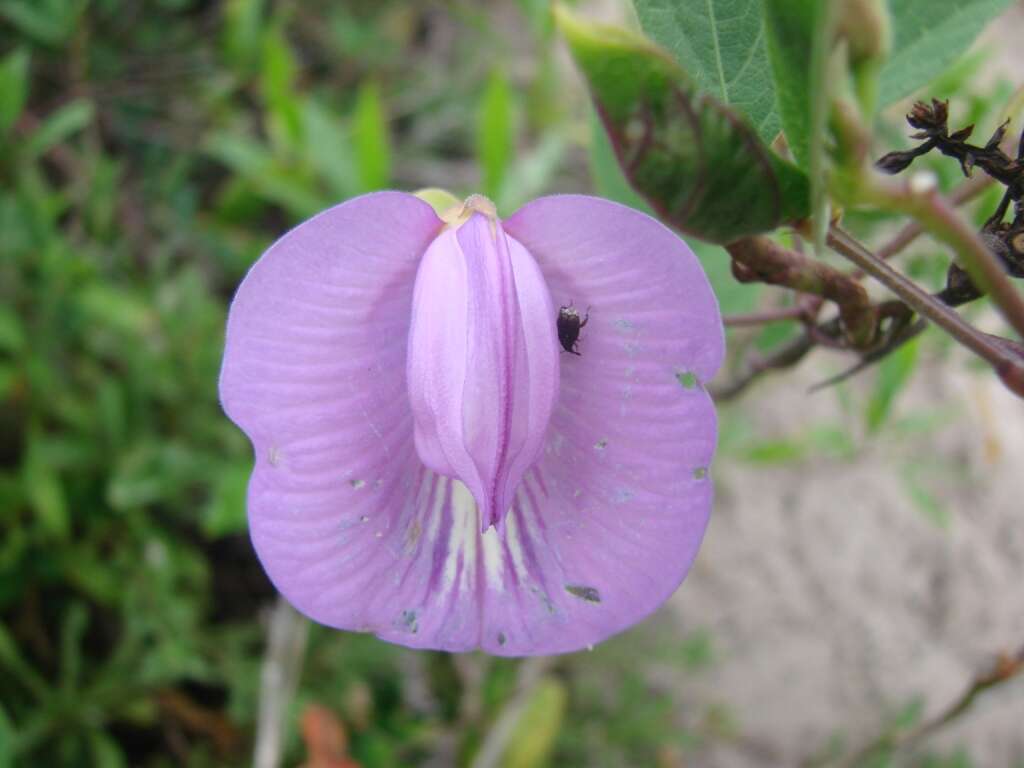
<box><xmin>565</xmin><ymin>584</ymin><xmax>602</xmax><ymax>603</ymax></box>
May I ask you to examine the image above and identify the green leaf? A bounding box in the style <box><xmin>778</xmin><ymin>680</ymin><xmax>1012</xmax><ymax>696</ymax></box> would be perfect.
<box><xmin>22</xmin><ymin>437</ymin><xmax>69</xmax><ymax>538</ymax></box>
<box><xmin>0</xmin><ymin>622</ymin><xmax>50</xmax><ymax>700</ymax></box>
<box><xmin>205</xmin><ymin>132</ymin><xmax>324</xmax><ymax>219</ymax></box>
<box><xmin>679</xmin><ymin>628</ymin><xmax>715</xmax><ymax>670</ymax></box>
<box><xmin>633</xmin><ymin>0</ymin><xmax>1010</xmax><ymax>136</ymax></box>
<box><xmin>902</xmin><ymin>467</ymin><xmax>950</xmax><ymax>528</ymax></box>
<box><xmin>353</xmin><ymin>80</ymin><xmax>392</xmax><ymax>192</ymax></box>
<box><xmin>0</xmin><ymin>366</ymin><xmax>16</xmax><ymax>399</ymax></box>
<box><xmin>0</xmin><ymin>48</ymin><xmax>29</xmax><ymax>136</ymax></box>
<box><xmin>592</xmin><ymin>116</ymin><xmax>760</xmax><ymax>317</ymax></box>
<box><xmin>478</xmin><ymin>69</ymin><xmax>515</xmax><ymax>200</ymax></box>
<box><xmin>865</xmin><ymin>336</ymin><xmax>920</xmax><ymax>433</ymax></box>
<box><xmin>496</xmin><ymin>134</ymin><xmax>565</xmax><ymax>215</ymax></box>
<box><xmin>632</xmin><ymin>0</ymin><xmax>780</xmax><ymax>143</ymax></box>
<box><xmin>303</xmin><ymin>99</ymin><xmax>358</xmax><ymax>201</ymax></box>
<box><xmin>0</xmin><ymin>0</ymin><xmax>86</xmax><ymax>46</ymax></box>
<box><xmin>0</xmin><ymin>305</ymin><xmax>26</xmax><ymax>352</ymax></box>
<box><xmin>260</xmin><ymin>24</ymin><xmax>302</xmax><ymax>153</ymax></box>
<box><xmin>87</xmin><ymin>731</ymin><xmax>127</xmax><ymax>768</ymax></box>
<box><xmin>501</xmin><ymin>677</ymin><xmax>567</xmax><ymax>768</ymax></box>
<box><xmin>762</xmin><ymin>1</ymin><xmax>819</xmax><ymax>170</ymax></box>
<box><xmin>763</xmin><ymin>0</ymin><xmax>833</xmax><ymax>251</ymax></box>
<box><xmin>24</xmin><ymin>99</ymin><xmax>94</xmax><ymax>159</ymax></box>
<box><xmin>0</xmin><ymin>703</ymin><xmax>14</xmax><ymax>768</ymax></box>
<box><xmin>592</xmin><ymin>116</ymin><xmax>755</xmax><ymax>313</ymax></box>
<box><xmin>557</xmin><ymin>8</ymin><xmax>808</xmax><ymax>244</ymax></box>
<box><xmin>76</xmin><ymin>284</ymin><xmax>155</xmax><ymax>337</ymax></box>
<box><xmin>879</xmin><ymin>0</ymin><xmax>1014</xmax><ymax>105</ymax></box>
<box><xmin>106</xmin><ymin>443</ymin><xmax>201</xmax><ymax>512</ymax></box>
<box><xmin>891</xmin><ymin>696</ymin><xmax>925</xmax><ymax>730</ymax></box>
<box><xmin>806</xmin><ymin>425</ymin><xmax>858</xmax><ymax>460</ymax></box>
<box><xmin>59</xmin><ymin>601</ymin><xmax>89</xmax><ymax>693</ymax></box>
<box><xmin>223</xmin><ymin>0</ymin><xmax>266</xmax><ymax>73</ymax></box>
<box><xmin>517</xmin><ymin>0</ymin><xmax>555</xmax><ymax>38</ymax></box>
<box><xmin>740</xmin><ymin>438</ymin><xmax>806</xmax><ymax>464</ymax></box>
<box><xmin>202</xmin><ymin>462</ymin><xmax>251</xmax><ymax>538</ymax></box>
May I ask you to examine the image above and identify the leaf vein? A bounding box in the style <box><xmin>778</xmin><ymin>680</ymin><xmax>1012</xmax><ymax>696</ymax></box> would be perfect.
<box><xmin>704</xmin><ymin>0</ymin><xmax>730</xmax><ymax>103</ymax></box>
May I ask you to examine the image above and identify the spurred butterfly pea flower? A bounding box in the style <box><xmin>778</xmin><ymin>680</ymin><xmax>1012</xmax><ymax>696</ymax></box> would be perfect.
<box><xmin>219</xmin><ymin>191</ymin><xmax>723</xmax><ymax>656</ymax></box>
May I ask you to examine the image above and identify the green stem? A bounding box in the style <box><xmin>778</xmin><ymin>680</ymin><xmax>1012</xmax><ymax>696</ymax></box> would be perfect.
<box><xmin>875</xmin><ymin>173</ymin><xmax>993</xmax><ymax>261</ymax></box>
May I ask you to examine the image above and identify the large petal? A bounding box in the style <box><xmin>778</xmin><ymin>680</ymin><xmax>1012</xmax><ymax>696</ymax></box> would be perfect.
<box><xmin>496</xmin><ymin>194</ymin><xmax>724</xmax><ymax>651</ymax></box>
<box><xmin>219</xmin><ymin>191</ymin><xmax>442</xmax><ymax>631</ymax></box>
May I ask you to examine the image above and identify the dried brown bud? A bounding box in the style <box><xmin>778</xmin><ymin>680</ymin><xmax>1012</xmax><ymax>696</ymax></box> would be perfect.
<box><xmin>875</xmin><ymin>141</ymin><xmax>937</xmax><ymax>174</ymax></box>
<box><xmin>876</xmin><ymin>151</ymin><xmax>917</xmax><ymax>174</ymax></box>
<box><xmin>907</xmin><ymin>99</ymin><xmax>949</xmax><ymax>136</ymax></box>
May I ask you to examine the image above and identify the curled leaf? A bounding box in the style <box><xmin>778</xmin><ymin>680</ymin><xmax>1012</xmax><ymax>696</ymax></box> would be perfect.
<box><xmin>556</xmin><ymin>7</ymin><xmax>809</xmax><ymax>244</ymax></box>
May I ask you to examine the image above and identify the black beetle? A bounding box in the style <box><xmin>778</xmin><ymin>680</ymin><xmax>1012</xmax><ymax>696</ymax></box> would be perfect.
<box><xmin>557</xmin><ymin>303</ymin><xmax>589</xmax><ymax>355</ymax></box>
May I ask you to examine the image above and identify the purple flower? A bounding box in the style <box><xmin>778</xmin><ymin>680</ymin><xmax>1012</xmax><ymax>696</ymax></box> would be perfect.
<box><xmin>219</xmin><ymin>192</ymin><xmax>723</xmax><ymax>655</ymax></box>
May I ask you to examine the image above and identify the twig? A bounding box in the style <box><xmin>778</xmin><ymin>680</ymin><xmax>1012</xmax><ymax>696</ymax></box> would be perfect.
<box><xmin>808</xmin><ymin>317</ymin><xmax>927</xmax><ymax>392</ymax></box>
<box><xmin>254</xmin><ymin>598</ymin><xmax>311</xmax><ymax>768</ymax></box>
<box><xmin>827</xmin><ymin>225</ymin><xmax>1024</xmax><ymax>397</ymax></box>
<box><xmin>723</xmin><ymin>306</ymin><xmax>808</xmax><ymax>327</ymax></box>
<box><xmin>711</xmin><ymin>332</ymin><xmax>816</xmax><ymax>401</ymax></box>
<box><xmin>833</xmin><ymin>644</ymin><xmax>1024</xmax><ymax>768</ymax></box>
<box><xmin>727</xmin><ymin>236</ymin><xmax>878</xmax><ymax>346</ymax></box>
<box><xmin>916</xmin><ymin>187</ymin><xmax>1024</xmax><ymax>338</ymax></box>
<box><xmin>867</xmin><ymin>136</ymin><xmax>1024</xmax><ymax>340</ymax></box>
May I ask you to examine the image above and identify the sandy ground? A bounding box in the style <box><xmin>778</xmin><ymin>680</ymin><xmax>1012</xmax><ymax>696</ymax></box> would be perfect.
<box><xmin>664</xmin><ymin>349</ymin><xmax>1024</xmax><ymax>766</ymax></box>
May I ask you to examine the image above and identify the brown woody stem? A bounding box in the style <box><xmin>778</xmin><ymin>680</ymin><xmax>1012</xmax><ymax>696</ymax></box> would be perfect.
<box><xmin>726</xmin><ymin>236</ymin><xmax>877</xmax><ymax>346</ymax></box>
<box><xmin>710</xmin><ymin>332</ymin><xmax>816</xmax><ymax>401</ymax></box>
